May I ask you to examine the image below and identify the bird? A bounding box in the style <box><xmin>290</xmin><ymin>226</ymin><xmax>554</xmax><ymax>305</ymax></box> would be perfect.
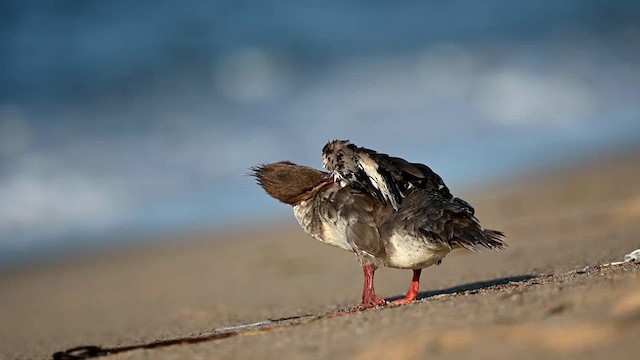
<box><xmin>252</xmin><ymin>142</ymin><xmax>505</xmax><ymax>312</ymax></box>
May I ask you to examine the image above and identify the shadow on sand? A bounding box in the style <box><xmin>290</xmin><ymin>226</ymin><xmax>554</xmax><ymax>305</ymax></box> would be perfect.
<box><xmin>387</xmin><ymin>274</ymin><xmax>539</xmax><ymax>302</ymax></box>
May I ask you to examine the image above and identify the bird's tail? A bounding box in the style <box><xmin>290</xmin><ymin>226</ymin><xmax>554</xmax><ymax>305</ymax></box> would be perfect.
<box><xmin>481</xmin><ymin>229</ymin><xmax>507</xmax><ymax>250</ymax></box>
<box><xmin>450</xmin><ymin>220</ymin><xmax>507</xmax><ymax>251</ymax></box>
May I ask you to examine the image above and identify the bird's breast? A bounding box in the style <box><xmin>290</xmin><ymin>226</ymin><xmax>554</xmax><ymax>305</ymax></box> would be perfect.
<box><xmin>293</xmin><ymin>200</ymin><xmax>354</xmax><ymax>252</ymax></box>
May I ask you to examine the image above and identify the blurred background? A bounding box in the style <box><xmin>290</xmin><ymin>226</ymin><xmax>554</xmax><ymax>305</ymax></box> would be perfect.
<box><xmin>1</xmin><ymin>0</ymin><xmax>639</xmax><ymax>268</ymax></box>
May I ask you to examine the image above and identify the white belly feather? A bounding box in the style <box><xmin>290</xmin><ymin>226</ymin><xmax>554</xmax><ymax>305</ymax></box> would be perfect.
<box><xmin>384</xmin><ymin>232</ymin><xmax>451</xmax><ymax>269</ymax></box>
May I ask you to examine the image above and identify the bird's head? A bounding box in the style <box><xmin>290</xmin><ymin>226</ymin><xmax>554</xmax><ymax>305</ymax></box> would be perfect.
<box><xmin>251</xmin><ymin>161</ymin><xmax>332</xmax><ymax>206</ymax></box>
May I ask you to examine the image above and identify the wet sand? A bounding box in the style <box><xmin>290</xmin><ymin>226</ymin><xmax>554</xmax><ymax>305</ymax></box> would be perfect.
<box><xmin>1</xmin><ymin>149</ymin><xmax>640</xmax><ymax>360</ymax></box>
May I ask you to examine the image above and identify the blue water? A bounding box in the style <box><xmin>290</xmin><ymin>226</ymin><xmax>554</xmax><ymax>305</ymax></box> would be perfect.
<box><xmin>1</xmin><ymin>0</ymin><xmax>639</xmax><ymax>266</ymax></box>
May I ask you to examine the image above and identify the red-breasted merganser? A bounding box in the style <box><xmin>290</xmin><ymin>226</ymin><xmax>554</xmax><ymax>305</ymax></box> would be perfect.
<box><xmin>253</xmin><ymin>143</ymin><xmax>505</xmax><ymax>312</ymax></box>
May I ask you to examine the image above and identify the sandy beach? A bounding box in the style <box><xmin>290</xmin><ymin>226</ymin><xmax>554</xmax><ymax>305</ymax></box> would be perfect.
<box><xmin>2</xmin><ymin>149</ymin><xmax>640</xmax><ymax>360</ymax></box>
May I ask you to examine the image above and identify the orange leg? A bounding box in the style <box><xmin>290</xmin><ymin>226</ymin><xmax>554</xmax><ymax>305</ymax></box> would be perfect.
<box><xmin>359</xmin><ymin>264</ymin><xmax>386</xmax><ymax>308</ymax></box>
<box><xmin>330</xmin><ymin>264</ymin><xmax>386</xmax><ymax>315</ymax></box>
<box><xmin>392</xmin><ymin>269</ymin><xmax>421</xmax><ymax>305</ymax></box>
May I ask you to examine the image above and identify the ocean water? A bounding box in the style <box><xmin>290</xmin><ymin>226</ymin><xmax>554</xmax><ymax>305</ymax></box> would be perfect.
<box><xmin>1</xmin><ymin>0</ymin><xmax>639</xmax><ymax>266</ymax></box>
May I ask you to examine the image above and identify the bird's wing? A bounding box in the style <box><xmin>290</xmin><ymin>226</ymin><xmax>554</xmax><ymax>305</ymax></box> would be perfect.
<box><xmin>351</xmin><ymin>150</ymin><xmax>403</xmax><ymax>210</ymax></box>
<box><xmin>323</xmin><ymin>140</ymin><xmax>447</xmax><ymax>210</ymax></box>
<box><xmin>316</xmin><ymin>185</ymin><xmax>386</xmax><ymax>264</ymax></box>
<box><xmin>387</xmin><ymin>188</ymin><xmax>505</xmax><ymax>251</ymax></box>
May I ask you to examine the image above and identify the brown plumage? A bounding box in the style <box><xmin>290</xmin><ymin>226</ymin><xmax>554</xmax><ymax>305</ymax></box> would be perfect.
<box><xmin>251</xmin><ymin>161</ymin><xmax>330</xmax><ymax>205</ymax></box>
